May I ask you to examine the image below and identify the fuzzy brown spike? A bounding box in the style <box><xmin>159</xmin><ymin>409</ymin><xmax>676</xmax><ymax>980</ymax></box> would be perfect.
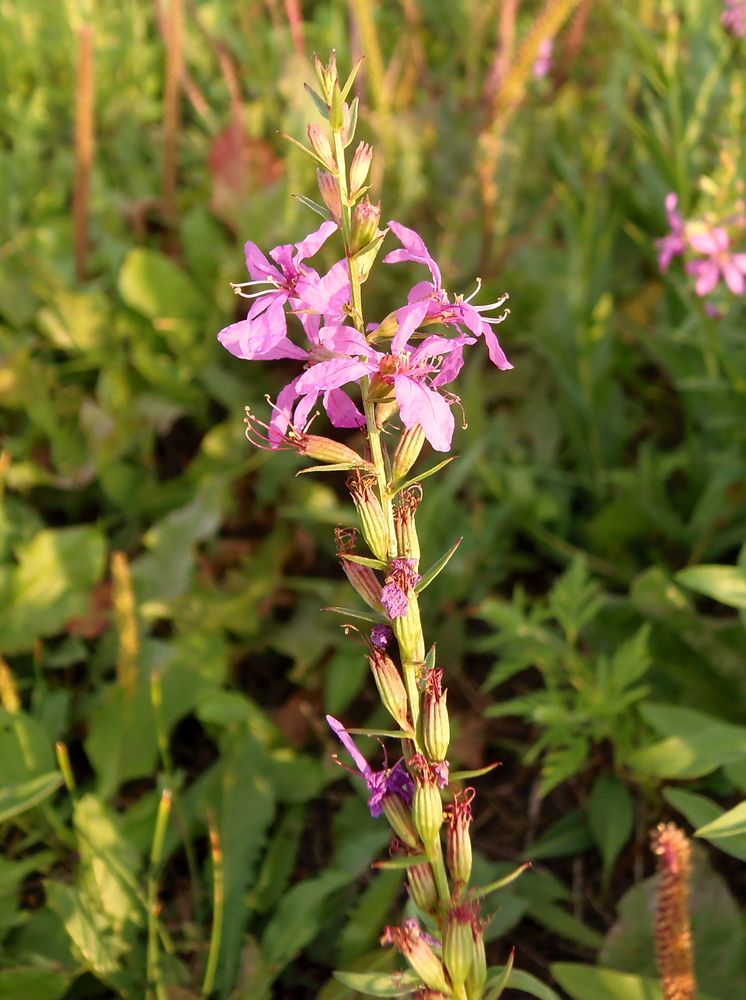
<box><xmin>651</xmin><ymin>823</ymin><xmax>697</xmax><ymax>1000</ymax></box>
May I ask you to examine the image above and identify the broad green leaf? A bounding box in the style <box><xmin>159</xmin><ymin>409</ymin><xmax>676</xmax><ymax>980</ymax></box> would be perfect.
<box><xmin>587</xmin><ymin>772</ymin><xmax>634</xmax><ymax>882</ymax></box>
<box><xmin>332</xmin><ymin>969</ymin><xmax>421</xmax><ymax>996</ymax></box>
<box><xmin>118</xmin><ymin>248</ymin><xmax>207</xmax><ymax>320</ymax></box>
<box><xmin>0</xmin><ymin>967</ymin><xmax>72</xmax><ymax>999</ymax></box>
<box><xmin>676</xmin><ymin>564</ymin><xmax>746</xmax><ymax>609</ymax></box>
<box><xmin>599</xmin><ymin>851</ymin><xmax>746</xmax><ymax>997</ymax></box>
<box><xmin>551</xmin><ymin>964</ymin><xmax>663</xmax><ymax>1000</ymax></box>
<box><xmin>45</xmin><ymin>881</ymin><xmax>125</xmax><ymax>976</ymax></box>
<box><xmin>521</xmin><ymin>809</ymin><xmax>593</xmax><ymax>861</ymax></box>
<box><xmin>0</xmin><ymin>771</ymin><xmax>62</xmax><ymax>825</ymax></box>
<box><xmin>629</xmin><ymin>704</ymin><xmax>746</xmax><ymax>778</ymax></box>
<box><xmin>262</xmin><ymin>870</ymin><xmax>350</xmax><ymax>970</ymax></box>
<box><xmin>526</xmin><ymin>900</ymin><xmax>603</xmax><ymax>950</ymax></box>
<box><xmin>0</xmin><ymin>526</ymin><xmax>106</xmax><ymax>652</ymax></box>
<box><xmin>337</xmin><ymin>869</ymin><xmax>403</xmax><ymax>966</ymax></box>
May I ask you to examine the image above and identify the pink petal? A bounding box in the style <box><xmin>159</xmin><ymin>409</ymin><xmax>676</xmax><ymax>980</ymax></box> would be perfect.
<box><xmin>688</xmin><ymin>259</ymin><xmax>719</xmax><ymax>297</ymax></box>
<box><xmin>318</xmin><ymin>325</ymin><xmax>375</xmax><ymax>357</ymax></box>
<box><xmin>244</xmin><ymin>241</ymin><xmax>282</xmax><ymax>283</ymax></box>
<box><xmin>268</xmin><ymin>379</ymin><xmax>300</xmax><ymax>445</ymax></box>
<box><xmin>326</xmin><ymin>715</ymin><xmax>372</xmax><ymax>777</ymax></box>
<box><xmin>395</xmin><ymin>376</ymin><xmax>454</xmax><ymax>452</ymax></box>
<box><xmin>324</xmin><ymin>388</ymin><xmax>366</xmax><ymax>428</ymax></box>
<box><xmin>384</xmin><ymin>220</ymin><xmax>442</xmax><ymax>289</ymax></box>
<box><xmin>295</xmin><ymin>358</ymin><xmax>374</xmax><ymax>394</ymax></box>
<box><xmin>688</xmin><ymin>227</ymin><xmax>729</xmax><ymax>255</ymax></box>
<box><xmin>482</xmin><ymin>325</ymin><xmax>513</xmax><ymax>370</ymax></box>
<box><xmin>392</xmin><ymin>299</ymin><xmax>430</xmax><ymax>353</ymax></box>
<box><xmin>722</xmin><ymin>258</ymin><xmax>746</xmax><ymax>295</ymax></box>
<box><xmin>292</xmin><ymin>220</ymin><xmax>339</xmax><ymax>263</ymax></box>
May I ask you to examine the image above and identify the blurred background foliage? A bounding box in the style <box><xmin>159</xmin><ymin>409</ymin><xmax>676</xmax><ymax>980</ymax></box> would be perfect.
<box><xmin>1</xmin><ymin>0</ymin><xmax>745</xmax><ymax>997</ymax></box>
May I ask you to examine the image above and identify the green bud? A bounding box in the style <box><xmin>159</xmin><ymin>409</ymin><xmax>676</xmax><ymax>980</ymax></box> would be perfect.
<box><xmin>369</xmin><ymin>648</ymin><xmax>410</xmax><ymax>729</ymax></box>
<box><xmin>347</xmin><ymin>470</ymin><xmax>390</xmax><ymax>561</ymax></box>
<box><xmin>350</xmin><ymin>197</ymin><xmax>381</xmax><ymax>253</ymax></box>
<box><xmin>423</xmin><ymin>669</ymin><xmax>450</xmax><ymax>762</ymax></box>
<box><xmin>443</xmin><ymin>905</ymin><xmax>477</xmax><ymax>992</ymax></box>
<box><xmin>394</xmin><ymin>487</ymin><xmax>422</xmax><ymax>561</ymax></box>
<box><xmin>411</xmin><ymin>757</ymin><xmax>444</xmax><ymax>848</ymax></box>
<box><xmin>382</xmin><ymin>794</ymin><xmax>420</xmax><ymax>849</ymax></box>
<box><xmin>407</xmin><ymin>857</ymin><xmax>439</xmax><ymax>914</ymax></box>
<box><xmin>392</xmin><ymin>425</ymin><xmax>426</xmax><ymax>481</ymax></box>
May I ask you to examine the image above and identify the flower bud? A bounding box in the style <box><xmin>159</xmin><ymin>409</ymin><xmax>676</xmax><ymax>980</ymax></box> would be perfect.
<box><xmin>423</xmin><ymin>669</ymin><xmax>450</xmax><ymax>762</ymax></box>
<box><xmin>313</xmin><ymin>51</ymin><xmax>340</xmax><ymax>104</ymax></box>
<box><xmin>394</xmin><ymin>486</ymin><xmax>422</xmax><ymax>561</ymax></box>
<box><xmin>317</xmin><ymin>170</ymin><xmax>342</xmax><ymax>224</ymax></box>
<box><xmin>369</xmin><ymin>647</ymin><xmax>410</xmax><ymax>729</ymax></box>
<box><xmin>411</xmin><ymin>755</ymin><xmax>444</xmax><ymax>848</ymax></box>
<box><xmin>407</xmin><ymin>856</ymin><xmax>439</xmax><ymax>914</ymax></box>
<box><xmin>303</xmin><ymin>434</ymin><xmax>370</xmax><ymax>468</ymax></box>
<box><xmin>444</xmin><ymin>788</ymin><xmax>474</xmax><ymax>887</ymax></box>
<box><xmin>443</xmin><ymin>903</ymin><xmax>478</xmax><ymax>993</ymax></box>
<box><xmin>329</xmin><ymin>80</ymin><xmax>346</xmax><ymax>131</ymax></box>
<box><xmin>382</xmin><ymin>794</ymin><xmax>420</xmax><ymax>849</ymax></box>
<box><xmin>307</xmin><ymin>124</ymin><xmax>336</xmax><ymax>170</ymax></box>
<box><xmin>392</xmin><ymin>425</ymin><xmax>426</xmax><ymax>481</ymax></box>
<box><xmin>347</xmin><ymin>471</ymin><xmax>390</xmax><ymax>561</ymax></box>
<box><xmin>335</xmin><ymin>528</ymin><xmax>382</xmax><ymax>611</ymax></box>
<box><xmin>349</xmin><ymin>141</ymin><xmax>373</xmax><ymax>198</ymax></box>
<box><xmin>350</xmin><ymin>197</ymin><xmax>381</xmax><ymax>253</ymax></box>
<box><xmin>381</xmin><ymin>921</ymin><xmax>450</xmax><ymax>995</ymax></box>
<box><xmin>465</xmin><ymin>923</ymin><xmax>487</xmax><ymax>999</ymax></box>
<box><xmin>393</xmin><ymin>598</ymin><xmax>425</xmax><ymax>662</ymax></box>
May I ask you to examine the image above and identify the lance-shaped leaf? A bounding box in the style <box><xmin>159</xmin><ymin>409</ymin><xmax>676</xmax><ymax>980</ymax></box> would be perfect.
<box><xmin>474</xmin><ymin>862</ymin><xmax>531</xmax><ymax>899</ymax></box>
<box><xmin>292</xmin><ymin>194</ymin><xmax>332</xmax><ymax>222</ymax></box>
<box><xmin>323</xmin><ymin>606</ymin><xmax>387</xmax><ymax>625</ymax></box>
<box><xmin>304</xmin><ymin>83</ymin><xmax>329</xmax><ymax>118</ymax></box>
<box><xmin>373</xmin><ymin>854</ymin><xmax>429</xmax><ymax>871</ymax></box>
<box><xmin>415</xmin><ymin>537</ymin><xmax>463</xmax><ymax>595</ymax></box>
<box><xmin>279</xmin><ymin>130</ymin><xmax>334</xmax><ymax>171</ymax></box>
<box><xmin>484</xmin><ymin>950</ymin><xmax>514</xmax><ymax>1000</ymax></box>
<box><xmin>297</xmin><ymin>461</ymin><xmax>367</xmax><ymax>476</ymax></box>
<box><xmin>340</xmin><ymin>57</ymin><xmax>365</xmax><ymax>100</ymax></box>
<box><xmin>450</xmin><ymin>761</ymin><xmax>501</xmax><ymax>781</ymax></box>
<box><xmin>333</xmin><ymin>969</ymin><xmax>422</xmax><ymax>996</ymax></box>
<box><xmin>341</xmin><ymin>554</ymin><xmax>388</xmax><ymax>571</ymax></box>
<box><xmin>389</xmin><ymin>455</ymin><xmax>458</xmax><ymax>496</ymax></box>
<box><xmin>347</xmin><ymin>727</ymin><xmax>415</xmax><ymax>740</ymax></box>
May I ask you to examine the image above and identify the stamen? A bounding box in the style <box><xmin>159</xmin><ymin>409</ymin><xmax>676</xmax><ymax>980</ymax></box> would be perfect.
<box><xmin>473</xmin><ymin>291</ymin><xmax>510</xmax><ymax>312</ymax></box>
<box><xmin>463</xmin><ymin>276</ymin><xmax>483</xmax><ymax>303</ymax></box>
<box><xmin>481</xmin><ymin>307</ymin><xmax>510</xmax><ymax>325</ymax></box>
<box><xmin>230</xmin><ymin>280</ymin><xmax>278</xmax><ymax>300</ymax></box>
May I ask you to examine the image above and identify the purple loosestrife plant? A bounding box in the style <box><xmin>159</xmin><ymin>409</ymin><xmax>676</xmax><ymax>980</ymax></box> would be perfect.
<box><xmin>218</xmin><ymin>53</ymin><xmax>521</xmax><ymax>999</ymax></box>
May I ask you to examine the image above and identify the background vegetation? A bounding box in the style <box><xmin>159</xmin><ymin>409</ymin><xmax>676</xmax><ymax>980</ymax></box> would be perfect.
<box><xmin>1</xmin><ymin>1</ymin><xmax>745</xmax><ymax>997</ymax></box>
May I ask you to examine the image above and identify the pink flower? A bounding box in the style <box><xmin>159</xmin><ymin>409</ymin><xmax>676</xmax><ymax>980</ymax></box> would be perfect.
<box><xmin>533</xmin><ymin>38</ymin><xmax>554</xmax><ymax>79</ymax></box>
<box><xmin>326</xmin><ymin>714</ymin><xmax>414</xmax><ymax>817</ymax></box>
<box><xmin>383</xmin><ymin>221</ymin><xmax>512</xmax><ymax>374</ymax></box>
<box><xmin>722</xmin><ymin>0</ymin><xmax>746</xmax><ymax>37</ymax></box>
<box><xmin>656</xmin><ymin>193</ymin><xmax>687</xmax><ymax>271</ymax></box>
<box><xmin>381</xmin><ymin>557</ymin><xmax>421</xmax><ymax>619</ymax></box>
<box><xmin>686</xmin><ymin>226</ymin><xmax>746</xmax><ymax>296</ymax></box>
<box><xmin>218</xmin><ymin>221</ymin><xmax>344</xmax><ymax>360</ymax></box>
<box><xmin>292</xmin><ymin>326</ymin><xmax>473</xmax><ymax>451</ymax></box>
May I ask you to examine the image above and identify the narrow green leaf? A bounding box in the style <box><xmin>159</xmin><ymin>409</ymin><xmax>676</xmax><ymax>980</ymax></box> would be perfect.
<box><xmin>664</xmin><ymin>788</ymin><xmax>746</xmax><ymax>862</ymax></box>
<box><xmin>292</xmin><ymin>194</ymin><xmax>332</xmax><ymax>221</ymax></box>
<box><xmin>415</xmin><ymin>537</ymin><xmax>462</xmax><ymax>595</ymax></box>
<box><xmin>304</xmin><ymin>83</ymin><xmax>329</xmax><ymax>118</ymax></box>
<box><xmin>297</xmin><ymin>462</ymin><xmax>362</xmax><ymax>475</ymax></box>
<box><xmin>332</xmin><ymin>969</ymin><xmax>421</xmax><ymax>996</ymax></box>
<box><xmin>450</xmin><ymin>762</ymin><xmax>501</xmax><ymax>781</ymax></box>
<box><xmin>340</xmin><ymin>57</ymin><xmax>365</xmax><ymax>100</ymax></box>
<box><xmin>372</xmin><ymin>854</ymin><xmax>428</xmax><ymax>870</ymax></box>
<box><xmin>389</xmin><ymin>455</ymin><xmax>457</xmax><ymax>496</ymax></box>
<box><xmin>340</xmin><ymin>554</ymin><xmax>388</xmax><ymax>570</ymax></box>
<box><xmin>323</xmin><ymin>606</ymin><xmax>387</xmax><ymax>625</ymax></box>
<box><xmin>551</xmin><ymin>963</ymin><xmax>663</xmax><ymax>1000</ymax></box>
<box><xmin>521</xmin><ymin>810</ymin><xmax>593</xmax><ymax>861</ymax></box>
<box><xmin>474</xmin><ymin>863</ymin><xmax>530</xmax><ymax>899</ymax></box>
<box><xmin>0</xmin><ymin>771</ymin><xmax>63</xmax><ymax>824</ymax></box>
<box><xmin>695</xmin><ymin>799</ymin><xmax>746</xmax><ymax>840</ymax></box>
<box><xmin>483</xmin><ymin>951</ymin><xmax>513</xmax><ymax>1000</ymax></box>
<box><xmin>347</xmin><ymin>728</ymin><xmax>414</xmax><ymax>740</ymax></box>
<box><xmin>490</xmin><ymin>968</ymin><xmax>563</xmax><ymax>1000</ymax></box>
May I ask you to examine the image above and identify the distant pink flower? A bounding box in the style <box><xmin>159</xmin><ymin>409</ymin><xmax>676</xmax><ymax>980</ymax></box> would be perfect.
<box><xmin>656</xmin><ymin>193</ymin><xmax>687</xmax><ymax>271</ymax></box>
<box><xmin>686</xmin><ymin>226</ymin><xmax>746</xmax><ymax>296</ymax></box>
<box><xmin>218</xmin><ymin>221</ymin><xmax>345</xmax><ymax>360</ymax></box>
<box><xmin>533</xmin><ymin>38</ymin><xmax>554</xmax><ymax>79</ymax></box>
<box><xmin>722</xmin><ymin>0</ymin><xmax>746</xmax><ymax>37</ymax></box>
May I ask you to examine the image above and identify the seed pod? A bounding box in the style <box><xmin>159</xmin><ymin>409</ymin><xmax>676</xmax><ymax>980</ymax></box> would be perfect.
<box><xmin>381</xmin><ymin>921</ymin><xmax>450</xmax><ymax>996</ymax></box>
<box><xmin>444</xmin><ymin>788</ymin><xmax>475</xmax><ymax>887</ymax></box>
<box><xmin>317</xmin><ymin>170</ymin><xmax>342</xmax><ymax>224</ymax></box>
<box><xmin>394</xmin><ymin>486</ymin><xmax>422</xmax><ymax>560</ymax></box>
<box><xmin>411</xmin><ymin>756</ymin><xmax>444</xmax><ymax>848</ymax></box>
<box><xmin>443</xmin><ymin>904</ymin><xmax>477</xmax><ymax>993</ymax></box>
<box><xmin>303</xmin><ymin>434</ymin><xmax>370</xmax><ymax>468</ymax></box>
<box><xmin>407</xmin><ymin>857</ymin><xmax>439</xmax><ymax>914</ymax></box>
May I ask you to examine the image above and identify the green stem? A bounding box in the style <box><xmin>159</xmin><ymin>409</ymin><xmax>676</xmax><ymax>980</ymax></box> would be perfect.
<box><xmin>201</xmin><ymin>814</ymin><xmax>224</xmax><ymax>998</ymax></box>
<box><xmin>147</xmin><ymin>787</ymin><xmax>172</xmax><ymax>1000</ymax></box>
<box><xmin>427</xmin><ymin>833</ymin><xmax>451</xmax><ymax>914</ymax></box>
